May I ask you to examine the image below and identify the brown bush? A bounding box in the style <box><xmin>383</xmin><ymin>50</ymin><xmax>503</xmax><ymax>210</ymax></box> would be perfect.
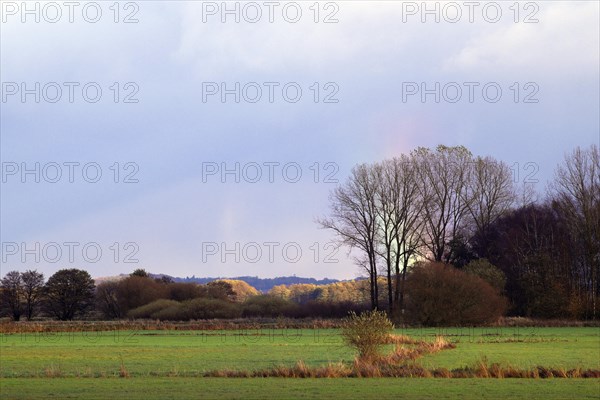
<box><xmin>404</xmin><ymin>262</ymin><xmax>507</xmax><ymax>326</ymax></box>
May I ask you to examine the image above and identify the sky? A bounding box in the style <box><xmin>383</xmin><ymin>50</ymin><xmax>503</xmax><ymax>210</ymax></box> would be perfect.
<box><xmin>1</xmin><ymin>0</ymin><xmax>599</xmax><ymax>280</ymax></box>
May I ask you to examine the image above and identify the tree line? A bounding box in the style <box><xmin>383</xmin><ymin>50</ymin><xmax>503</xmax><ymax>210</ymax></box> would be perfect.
<box><xmin>0</xmin><ymin>268</ymin><xmax>369</xmax><ymax>321</ymax></box>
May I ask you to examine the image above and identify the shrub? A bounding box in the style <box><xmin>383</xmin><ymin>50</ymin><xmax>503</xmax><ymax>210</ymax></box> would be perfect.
<box><xmin>404</xmin><ymin>262</ymin><xmax>507</xmax><ymax>326</ymax></box>
<box><xmin>298</xmin><ymin>301</ymin><xmax>369</xmax><ymax>318</ymax></box>
<box><xmin>183</xmin><ymin>298</ymin><xmax>242</xmax><ymax>319</ymax></box>
<box><xmin>128</xmin><ymin>298</ymin><xmax>243</xmax><ymax>321</ymax></box>
<box><xmin>127</xmin><ymin>299</ymin><xmax>180</xmax><ymax>319</ymax></box>
<box><xmin>341</xmin><ymin>310</ymin><xmax>394</xmax><ymax>362</ymax></box>
<box><xmin>151</xmin><ymin>303</ymin><xmax>188</xmax><ymax>321</ymax></box>
<box><xmin>241</xmin><ymin>295</ymin><xmax>299</xmax><ymax>318</ymax></box>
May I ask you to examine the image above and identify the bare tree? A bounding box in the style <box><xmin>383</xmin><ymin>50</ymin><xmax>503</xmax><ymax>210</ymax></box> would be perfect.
<box><xmin>96</xmin><ymin>281</ymin><xmax>123</xmax><ymax>319</ymax></box>
<box><xmin>413</xmin><ymin>145</ymin><xmax>473</xmax><ymax>263</ymax></box>
<box><xmin>551</xmin><ymin>144</ymin><xmax>600</xmax><ymax>318</ymax></box>
<box><xmin>319</xmin><ymin>164</ymin><xmax>381</xmax><ymax>310</ymax></box>
<box><xmin>0</xmin><ymin>271</ymin><xmax>23</xmax><ymax>321</ymax></box>
<box><xmin>374</xmin><ymin>155</ymin><xmax>425</xmax><ymax>312</ymax></box>
<box><xmin>465</xmin><ymin>156</ymin><xmax>516</xmax><ymax>258</ymax></box>
<box><xmin>21</xmin><ymin>270</ymin><xmax>44</xmax><ymax>320</ymax></box>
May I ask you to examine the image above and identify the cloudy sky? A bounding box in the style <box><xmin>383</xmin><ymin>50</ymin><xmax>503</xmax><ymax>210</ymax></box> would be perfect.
<box><xmin>1</xmin><ymin>1</ymin><xmax>599</xmax><ymax>280</ymax></box>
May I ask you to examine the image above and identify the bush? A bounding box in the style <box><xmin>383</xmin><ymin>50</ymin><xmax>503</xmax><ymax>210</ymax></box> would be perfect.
<box><xmin>341</xmin><ymin>310</ymin><xmax>394</xmax><ymax>362</ymax></box>
<box><xmin>127</xmin><ymin>299</ymin><xmax>180</xmax><ymax>319</ymax></box>
<box><xmin>242</xmin><ymin>295</ymin><xmax>299</xmax><ymax>318</ymax></box>
<box><xmin>298</xmin><ymin>301</ymin><xmax>369</xmax><ymax>318</ymax></box>
<box><xmin>183</xmin><ymin>298</ymin><xmax>242</xmax><ymax>319</ymax></box>
<box><xmin>404</xmin><ymin>262</ymin><xmax>507</xmax><ymax>326</ymax></box>
<box><xmin>128</xmin><ymin>298</ymin><xmax>242</xmax><ymax>321</ymax></box>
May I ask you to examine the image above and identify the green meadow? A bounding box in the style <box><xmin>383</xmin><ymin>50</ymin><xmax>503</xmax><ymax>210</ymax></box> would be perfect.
<box><xmin>0</xmin><ymin>327</ymin><xmax>598</xmax><ymax>399</ymax></box>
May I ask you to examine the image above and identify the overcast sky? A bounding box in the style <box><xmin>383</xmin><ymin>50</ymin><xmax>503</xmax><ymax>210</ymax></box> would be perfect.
<box><xmin>1</xmin><ymin>1</ymin><xmax>599</xmax><ymax>280</ymax></box>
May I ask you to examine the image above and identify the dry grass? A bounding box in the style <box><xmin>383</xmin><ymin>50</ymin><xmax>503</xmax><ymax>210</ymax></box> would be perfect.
<box><xmin>0</xmin><ymin>318</ymin><xmax>346</xmax><ymax>334</ymax></box>
<box><xmin>195</xmin><ymin>334</ymin><xmax>599</xmax><ymax>379</ymax></box>
<box><xmin>386</xmin><ymin>335</ymin><xmax>456</xmax><ymax>363</ymax></box>
<box><xmin>43</xmin><ymin>364</ymin><xmax>62</xmax><ymax>378</ymax></box>
<box><xmin>118</xmin><ymin>356</ymin><xmax>130</xmax><ymax>378</ymax></box>
<box><xmin>2</xmin><ymin>316</ymin><xmax>598</xmax><ymax>334</ymax></box>
<box><xmin>494</xmin><ymin>317</ymin><xmax>600</xmax><ymax>328</ymax></box>
<box><xmin>199</xmin><ymin>361</ymin><xmax>599</xmax><ymax>379</ymax></box>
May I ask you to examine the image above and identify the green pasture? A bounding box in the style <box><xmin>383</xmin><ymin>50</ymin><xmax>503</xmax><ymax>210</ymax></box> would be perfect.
<box><xmin>0</xmin><ymin>327</ymin><xmax>598</xmax><ymax>399</ymax></box>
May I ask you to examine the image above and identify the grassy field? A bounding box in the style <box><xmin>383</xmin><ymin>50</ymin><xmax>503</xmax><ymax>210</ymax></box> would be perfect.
<box><xmin>2</xmin><ymin>378</ymin><xmax>599</xmax><ymax>400</ymax></box>
<box><xmin>0</xmin><ymin>327</ymin><xmax>598</xmax><ymax>398</ymax></box>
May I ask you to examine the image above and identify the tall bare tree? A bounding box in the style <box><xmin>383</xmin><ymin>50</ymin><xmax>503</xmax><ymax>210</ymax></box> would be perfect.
<box><xmin>466</xmin><ymin>156</ymin><xmax>516</xmax><ymax>258</ymax></box>
<box><xmin>551</xmin><ymin>144</ymin><xmax>600</xmax><ymax>318</ymax></box>
<box><xmin>413</xmin><ymin>145</ymin><xmax>474</xmax><ymax>263</ymax></box>
<box><xmin>374</xmin><ymin>155</ymin><xmax>425</xmax><ymax>312</ymax></box>
<box><xmin>319</xmin><ymin>164</ymin><xmax>381</xmax><ymax>310</ymax></box>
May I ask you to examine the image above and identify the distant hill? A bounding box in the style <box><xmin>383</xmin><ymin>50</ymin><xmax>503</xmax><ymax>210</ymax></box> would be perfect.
<box><xmin>173</xmin><ymin>275</ymin><xmax>340</xmax><ymax>292</ymax></box>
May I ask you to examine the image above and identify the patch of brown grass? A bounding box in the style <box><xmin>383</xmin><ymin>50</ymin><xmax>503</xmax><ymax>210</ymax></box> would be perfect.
<box><xmin>386</xmin><ymin>335</ymin><xmax>456</xmax><ymax>364</ymax></box>
<box><xmin>118</xmin><ymin>356</ymin><xmax>130</xmax><ymax>378</ymax></box>
<box><xmin>44</xmin><ymin>364</ymin><xmax>62</xmax><ymax>378</ymax></box>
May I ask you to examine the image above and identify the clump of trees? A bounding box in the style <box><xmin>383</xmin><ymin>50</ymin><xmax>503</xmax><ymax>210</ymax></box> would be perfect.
<box><xmin>0</xmin><ymin>268</ymin><xmax>96</xmax><ymax>321</ymax></box>
<box><xmin>0</xmin><ymin>270</ymin><xmax>45</xmax><ymax>321</ymax></box>
<box><xmin>321</xmin><ymin>144</ymin><xmax>599</xmax><ymax>320</ymax></box>
<box><xmin>319</xmin><ymin>145</ymin><xmax>515</xmax><ymax>314</ymax></box>
<box><xmin>94</xmin><ymin>271</ymin><xmax>244</xmax><ymax>319</ymax></box>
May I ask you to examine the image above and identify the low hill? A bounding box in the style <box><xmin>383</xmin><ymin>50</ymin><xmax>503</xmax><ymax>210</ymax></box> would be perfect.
<box><xmin>94</xmin><ymin>274</ymin><xmax>341</xmax><ymax>293</ymax></box>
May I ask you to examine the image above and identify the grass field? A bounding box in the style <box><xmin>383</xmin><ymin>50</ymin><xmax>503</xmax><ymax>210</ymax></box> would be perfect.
<box><xmin>1</xmin><ymin>327</ymin><xmax>599</xmax><ymax>399</ymax></box>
